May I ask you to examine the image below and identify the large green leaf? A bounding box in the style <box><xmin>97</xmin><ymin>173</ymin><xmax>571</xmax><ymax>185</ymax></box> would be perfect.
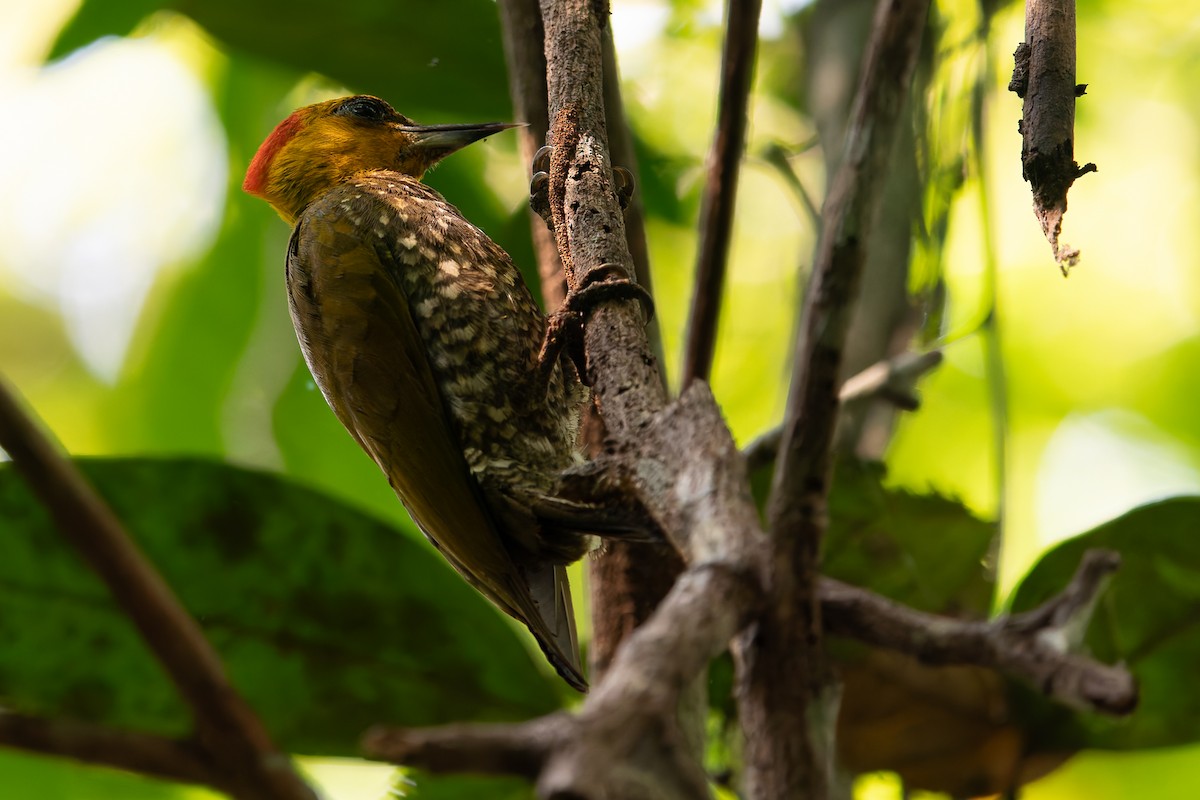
<box><xmin>1009</xmin><ymin>497</ymin><xmax>1200</xmax><ymax>751</ymax></box>
<box><xmin>50</xmin><ymin>0</ymin><xmax>512</xmax><ymax>119</ymax></box>
<box><xmin>824</xmin><ymin>460</ymin><xmax>997</xmax><ymax>617</ymax></box>
<box><xmin>0</xmin><ymin>457</ymin><xmax>563</xmax><ymax>758</ymax></box>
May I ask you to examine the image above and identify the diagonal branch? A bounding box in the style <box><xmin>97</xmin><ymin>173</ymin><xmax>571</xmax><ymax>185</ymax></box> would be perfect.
<box><xmin>680</xmin><ymin>0</ymin><xmax>763</xmax><ymax>387</ymax></box>
<box><xmin>0</xmin><ymin>711</ymin><xmax>217</xmax><ymax>788</ymax></box>
<box><xmin>0</xmin><ymin>378</ymin><xmax>315</xmax><ymax>800</ymax></box>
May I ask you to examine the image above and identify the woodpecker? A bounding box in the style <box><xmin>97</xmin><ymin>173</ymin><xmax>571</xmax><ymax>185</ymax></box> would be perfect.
<box><xmin>244</xmin><ymin>95</ymin><xmax>592</xmax><ymax>690</ymax></box>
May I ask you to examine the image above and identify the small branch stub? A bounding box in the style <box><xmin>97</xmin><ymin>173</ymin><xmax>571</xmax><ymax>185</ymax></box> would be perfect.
<box><xmin>1010</xmin><ymin>0</ymin><xmax>1097</xmax><ymax>274</ymax></box>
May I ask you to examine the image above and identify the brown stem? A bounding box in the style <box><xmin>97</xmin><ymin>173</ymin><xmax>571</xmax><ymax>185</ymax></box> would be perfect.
<box><xmin>499</xmin><ymin>0</ymin><xmax>678</xmax><ymax>681</ymax></box>
<box><xmin>365</xmin><ymin>549</ymin><xmax>1135</xmax><ymax>784</ymax></box>
<box><xmin>0</xmin><ymin>712</ymin><xmax>217</xmax><ymax>789</ymax></box>
<box><xmin>1010</xmin><ymin>0</ymin><xmax>1095</xmax><ymax>272</ymax></box>
<box><xmin>498</xmin><ymin>0</ymin><xmax>568</xmax><ymax>309</ymax></box>
<box><xmin>742</xmin><ymin>349</ymin><xmax>943</xmax><ymax>473</ymax></box>
<box><xmin>740</xmin><ymin>1</ymin><xmax>932</xmax><ymax>797</ymax></box>
<box><xmin>680</xmin><ymin>0</ymin><xmax>763</xmax><ymax>387</ymax></box>
<box><xmin>823</xmin><ymin>550</ymin><xmax>1136</xmax><ymax>714</ymax></box>
<box><xmin>0</xmin><ymin>378</ymin><xmax>314</xmax><ymax>800</ymax></box>
<box><xmin>364</xmin><ymin>715</ymin><xmax>565</xmax><ymax>778</ymax></box>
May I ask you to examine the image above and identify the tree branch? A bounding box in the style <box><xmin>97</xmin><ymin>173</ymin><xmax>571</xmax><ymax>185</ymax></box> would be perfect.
<box><xmin>498</xmin><ymin>0</ymin><xmax>679</xmax><ymax>683</ymax></box>
<box><xmin>1009</xmin><ymin>0</ymin><xmax>1095</xmax><ymax>273</ymax></box>
<box><xmin>823</xmin><ymin>550</ymin><xmax>1136</xmax><ymax>714</ymax></box>
<box><xmin>742</xmin><ymin>348</ymin><xmax>943</xmax><ymax>472</ymax></box>
<box><xmin>0</xmin><ymin>378</ymin><xmax>315</xmax><ymax>800</ymax></box>
<box><xmin>362</xmin><ymin>3</ymin><xmax>1128</xmax><ymax>798</ymax></box>
<box><xmin>0</xmin><ymin>711</ymin><xmax>217</xmax><ymax>789</ymax></box>
<box><xmin>365</xmin><ymin>551</ymin><xmax>1136</xmax><ymax>783</ymax></box>
<box><xmin>681</xmin><ymin>0</ymin><xmax>763</xmax><ymax>387</ymax></box>
<box><xmin>734</xmin><ymin>5</ymin><xmax>931</xmax><ymax>793</ymax></box>
<box><xmin>498</xmin><ymin>0</ymin><xmax>567</xmax><ymax>309</ymax></box>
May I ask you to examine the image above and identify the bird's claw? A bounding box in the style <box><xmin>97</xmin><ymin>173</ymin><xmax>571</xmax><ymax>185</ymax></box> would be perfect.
<box><xmin>529</xmin><ymin>145</ymin><xmax>555</xmax><ymax>229</ymax></box>
<box><xmin>536</xmin><ymin>263</ymin><xmax>655</xmax><ymax>389</ymax></box>
<box><xmin>529</xmin><ymin>145</ymin><xmax>637</xmax><ymax>229</ymax></box>
<box><xmin>612</xmin><ymin>166</ymin><xmax>635</xmax><ymax>211</ymax></box>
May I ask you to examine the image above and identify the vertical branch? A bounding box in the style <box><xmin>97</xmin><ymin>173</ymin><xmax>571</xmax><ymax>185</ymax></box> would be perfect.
<box><xmin>601</xmin><ymin>29</ymin><xmax>668</xmax><ymax>379</ymax></box>
<box><xmin>974</xmin><ymin>58</ymin><xmax>1011</xmax><ymax>569</ymax></box>
<box><xmin>735</xmin><ymin>1</ymin><xmax>931</xmax><ymax>797</ymax></box>
<box><xmin>586</xmin><ymin>21</ymin><xmax>679</xmax><ymax>682</ymax></box>
<box><xmin>500</xmin><ymin>0</ymin><xmax>675</xmax><ymax>680</ymax></box>
<box><xmin>0</xmin><ymin>379</ymin><xmax>315</xmax><ymax>800</ymax></box>
<box><xmin>498</xmin><ymin>0</ymin><xmax>567</xmax><ymax>309</ymax></box>
<box><xmin>681</xmin><ymin>0</ymin><xmax>763</xmax><ymax>387</ymax></box>
<box><xmin>539</xmin><ymin>0</ymin><xmax>667</xmax><ymax>434</ymax></box>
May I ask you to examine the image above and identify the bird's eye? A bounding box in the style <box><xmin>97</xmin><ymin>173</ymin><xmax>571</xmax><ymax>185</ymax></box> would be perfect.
<box><xmin>338</xmin><ymin>97</ymin><xmax>391</xmax><ymax>121</ymax></box>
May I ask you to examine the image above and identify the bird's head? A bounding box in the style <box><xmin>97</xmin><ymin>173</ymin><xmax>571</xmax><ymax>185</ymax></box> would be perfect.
<box><xmin>244</xmin><ymin>95</ymin><xmax>518</xmax><ymax>224</ymax></box>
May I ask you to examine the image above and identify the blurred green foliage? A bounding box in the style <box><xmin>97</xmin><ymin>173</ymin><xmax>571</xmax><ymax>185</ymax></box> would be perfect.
<box><xmin>1</xmin><ymin>0</ymin><xmax>1199</xmax><ymax>797</ymax></box>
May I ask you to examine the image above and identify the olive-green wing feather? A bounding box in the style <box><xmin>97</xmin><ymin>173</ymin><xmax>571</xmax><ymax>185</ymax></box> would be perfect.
<box><xmin>286</xmin><ymin>192</ymin><xmax>584</xmax><ymax>690</ymax></box>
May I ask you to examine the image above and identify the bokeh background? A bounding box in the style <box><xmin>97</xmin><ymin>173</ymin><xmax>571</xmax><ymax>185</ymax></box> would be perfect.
<box><xmin>1</xmin><ymin>0</ymin><xmax>1198</xmax><ymax>797</ymax></box>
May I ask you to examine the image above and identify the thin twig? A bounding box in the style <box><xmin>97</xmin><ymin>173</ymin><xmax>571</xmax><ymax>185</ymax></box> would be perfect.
<box><xmin>761</xmin><ymin>140</ymin><xmax>822</xmax><ymax>228</ymax></box>
<box><xmin>742</xmin><ymin>1</ymin><xmax>932</xmax><ymax>797</ymax></box>
<box><xmin>742</xmin><ymin>349</ymin><xmax>943</xmax><ymax>472</ymax></box>
<box><xmin>0</xmin><ymin>378</ymin><xmax>315</xmax><ymax>800</ymax></box>
<box><xmin>681</xmin><ymin>0</ymin><xmax>763</xmax><ymax>387</ymax></box>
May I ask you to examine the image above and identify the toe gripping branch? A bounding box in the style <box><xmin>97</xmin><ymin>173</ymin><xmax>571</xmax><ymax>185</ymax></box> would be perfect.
<box><xmin>529</xmin><ymin>146</ymin><xmax>637</xmax><ymax>232</ymax></box>
<box><xmin>530</xmin><ymin>144</ymin><xmax>653</xmax><ymax>388</ymax></box>
<box><xmin>538</xmin><ymin>263</ymin><xmax>656</xmax><ymax>388</ymax></box>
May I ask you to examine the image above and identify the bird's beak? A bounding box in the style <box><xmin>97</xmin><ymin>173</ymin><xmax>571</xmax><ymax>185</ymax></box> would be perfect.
<box><xmin>401</xmin><ymin>122</ymin><xmax>524</xmax><ymax>164</ymax></box>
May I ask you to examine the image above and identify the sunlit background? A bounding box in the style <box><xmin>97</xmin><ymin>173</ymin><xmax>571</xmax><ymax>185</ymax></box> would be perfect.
<box><xmin>2</xmin><ymin>0</ymin><xmax>1199</xmax><ymax>796</ymax></box>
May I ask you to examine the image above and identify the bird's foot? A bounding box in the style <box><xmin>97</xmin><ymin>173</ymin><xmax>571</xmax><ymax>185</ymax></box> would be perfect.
<box><xmin>536</xmin><ymin>263</ymin><xmax>655</xmax><ymax>388</ymax></box>
<box><xmin>529</xmin><ymin>146</ymin><xmax>637</xmax><ymax>232</ymax></box>
<box><xmin>530</xmin><ymin>145</ymin><xmax>555</xmax><ymax>229</ymax></box>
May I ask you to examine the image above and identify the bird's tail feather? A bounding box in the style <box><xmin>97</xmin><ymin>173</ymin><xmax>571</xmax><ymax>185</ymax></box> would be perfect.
<box><xmin>526</xmin><ymin>562</ymin><xmax>586</xmax><ymax>691</ymax></box>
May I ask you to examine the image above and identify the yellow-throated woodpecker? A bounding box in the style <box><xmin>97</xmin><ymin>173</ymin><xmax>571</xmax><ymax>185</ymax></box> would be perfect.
<box><xmin>244</xmin><ymin>95</ymin><xmax>591</xmax><ymax>690</ymax></box>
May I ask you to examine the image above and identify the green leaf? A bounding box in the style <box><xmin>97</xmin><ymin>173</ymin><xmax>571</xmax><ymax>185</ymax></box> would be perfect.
<box><xmin>1009</xmin><ymin>497</ymin><xmax>1200</xmax><ymax>751</ymax></box>
<box><xmin>824</xmin><ymin>460</ymin><xmax>996</xmax><ymax>617</ymax></box>
<box><xmin>50</xmin><ymin>0</ymin><xmax>512</xmax><ymax>119</ymax></box>
<box><xmin>0</xmin><ymin>457</ymin><xmax>563</xmax><ymax>757</ymax></box>
<box><xmin>47</xmin><ymin>0</ymin><xmax>166</xmax><ymax>60</ymax></box>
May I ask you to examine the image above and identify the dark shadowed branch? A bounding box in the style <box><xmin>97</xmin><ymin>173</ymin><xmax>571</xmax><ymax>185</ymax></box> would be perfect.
<box><xmin>0</xmin><ymin>378</ymin><xmax>316</xmax><ymax>800</ymax></box>
<box><xmin>823</xmin><ymin>550</ymin><xmax>1136</xmax><ymax>714</ymax></box>
<box><xmin>0</xmin><ymin>711</ymin><xmax>216</xmax><ymax>789</ymax></box>
<box><xmin>681</xmin><ymin>0</ymin><xmax>763</xmax><ymax>387</ymax></box>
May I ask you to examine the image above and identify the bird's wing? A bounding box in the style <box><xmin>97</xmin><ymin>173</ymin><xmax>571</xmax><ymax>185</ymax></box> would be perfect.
<box><xmin>286</xmin><ymin>189</ymin><xmax>584</xmax><ymax>690</ymax></box>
